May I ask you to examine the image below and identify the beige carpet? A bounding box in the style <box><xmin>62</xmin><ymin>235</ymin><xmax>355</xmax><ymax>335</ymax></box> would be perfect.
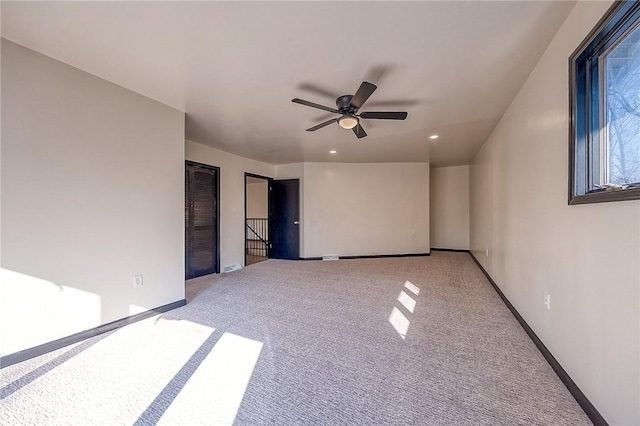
<box><xmin>0</xmin><ymin>252</ymin><xmax>592</xmax><ymax>425</ymax></box>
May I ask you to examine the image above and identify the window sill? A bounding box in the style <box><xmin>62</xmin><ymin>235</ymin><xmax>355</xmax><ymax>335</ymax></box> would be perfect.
<box><xmin>569</xmin><ymin>187</ymin><xmax>640</xmax><ymax>205</ymax></box>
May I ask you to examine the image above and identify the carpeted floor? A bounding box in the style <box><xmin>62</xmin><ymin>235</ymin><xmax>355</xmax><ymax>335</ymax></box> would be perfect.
<box><xmin>0</xmin><ymin>252</ymin><xmax>592</xmax><ymax>425</ymax></box>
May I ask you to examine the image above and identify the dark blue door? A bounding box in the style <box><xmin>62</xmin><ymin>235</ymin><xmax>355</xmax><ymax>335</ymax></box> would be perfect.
<box><xmin>269</xmin><ymin>179</ymin><xmax>300</xmax><ymax>260</ymax></box>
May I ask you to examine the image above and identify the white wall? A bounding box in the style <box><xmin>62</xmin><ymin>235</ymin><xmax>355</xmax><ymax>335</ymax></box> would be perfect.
<box><xmin>0</xmin><ymin>40</ymin><xmax>185</xmax><ymax>357</ymax></box>
<box><xmin>246</xmin><ymin>181</ymin><xmax>268</xmax><ymax>218</ymax></box>
<box><xmin>212</xmin><ymin>160</ymin><xmax>430</xmax><ymax>261</ymax></box>
<box><xmin>185</xmin><ymin>141</ymin><xmax>274</xmax><ymax>269</ymax></box>
<box><xmin>430</xmin><ymin>166</ymin><xmax>469</xmax><ymax>250</ymax></box>
<box><xmin>301</xmin><ymin>162</ymin><xmax>430</xmax><ymax>258</ymax></box>
<box><xmin>469</xmin><ymin>2</ymin><xmax>639</xmax><ymax>424</ymax></box>
<box><xmin>182</xmin><ymin>155</ymin><xmax>430</xmax><ymax>265</ymax></box>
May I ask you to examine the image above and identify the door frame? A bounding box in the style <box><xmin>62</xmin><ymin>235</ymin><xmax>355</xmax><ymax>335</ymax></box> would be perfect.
<box><xmin>186</xmin><ymin>160</ymin><xmax>221</xmax><ymax>278</ymax></box>
<box><xmin>244</xmin><ymin>172</ymin><xmax>272</xmax><ymax>266</ymax></box>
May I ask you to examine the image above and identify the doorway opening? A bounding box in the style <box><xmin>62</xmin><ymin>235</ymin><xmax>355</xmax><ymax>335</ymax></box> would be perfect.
<box><xmin>245</xmin><ymin>173</ymin><xmax>271</xmax><ymax>266</ymax></box>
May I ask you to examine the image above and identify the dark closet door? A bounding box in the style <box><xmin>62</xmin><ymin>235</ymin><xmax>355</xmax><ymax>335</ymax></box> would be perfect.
<box><xmin>185</xmin><ymin>162</ymin><xmax>219</xmax><ymax>279</ymax></box>
<box><xmin>269</xmin><ymin>179</ymin><xmax>300</xmax><ymax>260</ymax></box>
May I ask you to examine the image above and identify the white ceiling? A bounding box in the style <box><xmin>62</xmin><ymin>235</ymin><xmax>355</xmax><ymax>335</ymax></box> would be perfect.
<box><xmin>1</xmin><ymin>1</ymin><xmax>576</xmax><ymax>166</ymax></box>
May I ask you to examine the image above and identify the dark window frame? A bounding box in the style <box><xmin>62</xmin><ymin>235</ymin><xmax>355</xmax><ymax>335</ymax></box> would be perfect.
<box><xmin>569</xmin><ymin>0</ymin><xmax>640</xmax><ymax>205</ymax></box>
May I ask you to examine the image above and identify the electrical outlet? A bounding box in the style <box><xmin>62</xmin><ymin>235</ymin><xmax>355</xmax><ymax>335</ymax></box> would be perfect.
<box><xmin>544</xmin><ymin>292</ymin><xmax>551</xmax><ymax>310</ymax></box>
<box><xmin>133</xmin><ymin>274</ymin><xmax>143</xmax><ymax>288</ymax></box>
<box><xmin>485</xmin><ymin>249</ymin><xmax>489</xmax><ymax>257</ymax></box>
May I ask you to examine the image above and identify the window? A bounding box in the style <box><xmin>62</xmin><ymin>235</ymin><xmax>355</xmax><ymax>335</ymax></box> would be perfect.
<box><xmin>570</xmin><ymin>1</ymin><xmax>640</xmax><ymax>204</ymax></box>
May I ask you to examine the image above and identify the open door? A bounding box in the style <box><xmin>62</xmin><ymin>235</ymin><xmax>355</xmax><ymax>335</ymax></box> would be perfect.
<box><xmin>245</xmin><ymin>173</ymin><xmax>271</xmax><ymax>266</ymax></box>
<box><xmin>269</xmin><ymin>179</ymin><xmax>300</xmax><ymax>260</ymax></box>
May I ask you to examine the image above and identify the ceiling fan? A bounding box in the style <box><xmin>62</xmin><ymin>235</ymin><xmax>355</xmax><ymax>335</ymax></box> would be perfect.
<box><xmin>291</xmin><ymin>81</ymin><xmax>408</xmax><ymax>139</ymax></box>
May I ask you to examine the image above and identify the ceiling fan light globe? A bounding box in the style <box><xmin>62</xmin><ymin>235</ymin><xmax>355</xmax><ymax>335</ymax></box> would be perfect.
<box><xmin>338</xmin><ymin>115</ymin><xmax>359</xmax><ymax>130</ymax></box>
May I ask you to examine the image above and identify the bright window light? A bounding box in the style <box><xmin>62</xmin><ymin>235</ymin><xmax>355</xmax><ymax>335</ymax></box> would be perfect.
<box><xmin>570</xmin><ymin>0</ymin><xmax>640</xmax><ymax>203</ymax></box>
<box><xmin>1</xmin><ymin>267</ymin><xmax>101</xmax><ymax>356</ymax></box>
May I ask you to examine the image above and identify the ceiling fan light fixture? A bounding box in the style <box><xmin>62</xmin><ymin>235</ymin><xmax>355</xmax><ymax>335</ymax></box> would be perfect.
<box><xmin>338</xmin><ymin>115</ymin><xmax>359</xmax><ymax>130</ymax></box>
<box><xmin>292</xmin><ymin>81</ymin><xmax>407</xmax><ymax>139</ymax></box>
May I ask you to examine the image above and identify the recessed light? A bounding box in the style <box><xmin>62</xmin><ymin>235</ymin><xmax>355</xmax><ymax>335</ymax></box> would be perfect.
<box><xmin>429</xmin><ymin>134</ymin><xmax>439</xmax><ymax>140</ymax></box>
<box><xmin>329</xmin><ymin>150</ymin><xmax>337</xmax><ymax>154</ymax></box>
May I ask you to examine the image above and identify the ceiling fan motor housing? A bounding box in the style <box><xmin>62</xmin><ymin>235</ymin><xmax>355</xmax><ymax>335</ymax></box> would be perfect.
<box><xmin>336</xmin><ymin>95</ymin><xmax>355</xmax><ymax>113</ymax></box>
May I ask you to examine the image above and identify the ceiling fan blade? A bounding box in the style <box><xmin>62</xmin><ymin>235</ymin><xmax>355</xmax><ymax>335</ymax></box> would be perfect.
<box><xmin>359</xmin><ymin>111</ymin><xmax>408</xmax><ymax>120</ymax></box>
<box><xmin>352</xmin><ymin>123</ymin><xmax>367</xmax><ymax>139</ymax></box>
<box><xmin>350</xmin><ymin>81</ymin><xmax>377</xmax><ymax>110</ymax></box>
<box><xmin>306</xmin><ymin>118</ymin><xmax>338</xmax><ymax>132</ymax></box>
<box><xmin>292</xmin><ymin>98</ymin><xmax>339</xmax><ymax>113</ymax></box>
<box><xmin>366</xmin><ymin>99</ymin><xmax>419</xmax><ymax>108</ymax></box>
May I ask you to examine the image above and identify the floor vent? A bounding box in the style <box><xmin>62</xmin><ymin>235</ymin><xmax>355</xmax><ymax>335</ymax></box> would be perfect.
<box><xmin>223</xmin><ymin>264</ymin><xmax>242</xmax><ymax>273</ymax></box>
<box><xmin>322</xmin><ymin>255</ymin><xmax>339</xmax><ymax>261</ymax></box>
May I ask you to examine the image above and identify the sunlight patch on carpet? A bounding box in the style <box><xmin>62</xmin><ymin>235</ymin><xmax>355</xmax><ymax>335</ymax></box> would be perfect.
<box><xmin>158</xmin><ymin>332</ymin><xmax>263</xmax><ymax>426</ymax></box>
<box><xmin>397</xmin><ymin>290</ymin><xmax>416</xmax><ymax>313</ymax></box>
<box><xmin>389</xmin><ymin>307</ymin><xmax>410</xmax><ymax>339</ymax></box>
<box><xmin>0</xmin><ymin>316</ymin><xmax>213</xmax><ymax>425</ymax></box>
<box><xmin>404</xmin><ymin>280</ymin><xmax>420</xmax><ymax>295</ymax></box>
<box><xmin>389</xmin><ymin>281</ymin><xmax>420</xmax><ymax>339</ymax></box>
